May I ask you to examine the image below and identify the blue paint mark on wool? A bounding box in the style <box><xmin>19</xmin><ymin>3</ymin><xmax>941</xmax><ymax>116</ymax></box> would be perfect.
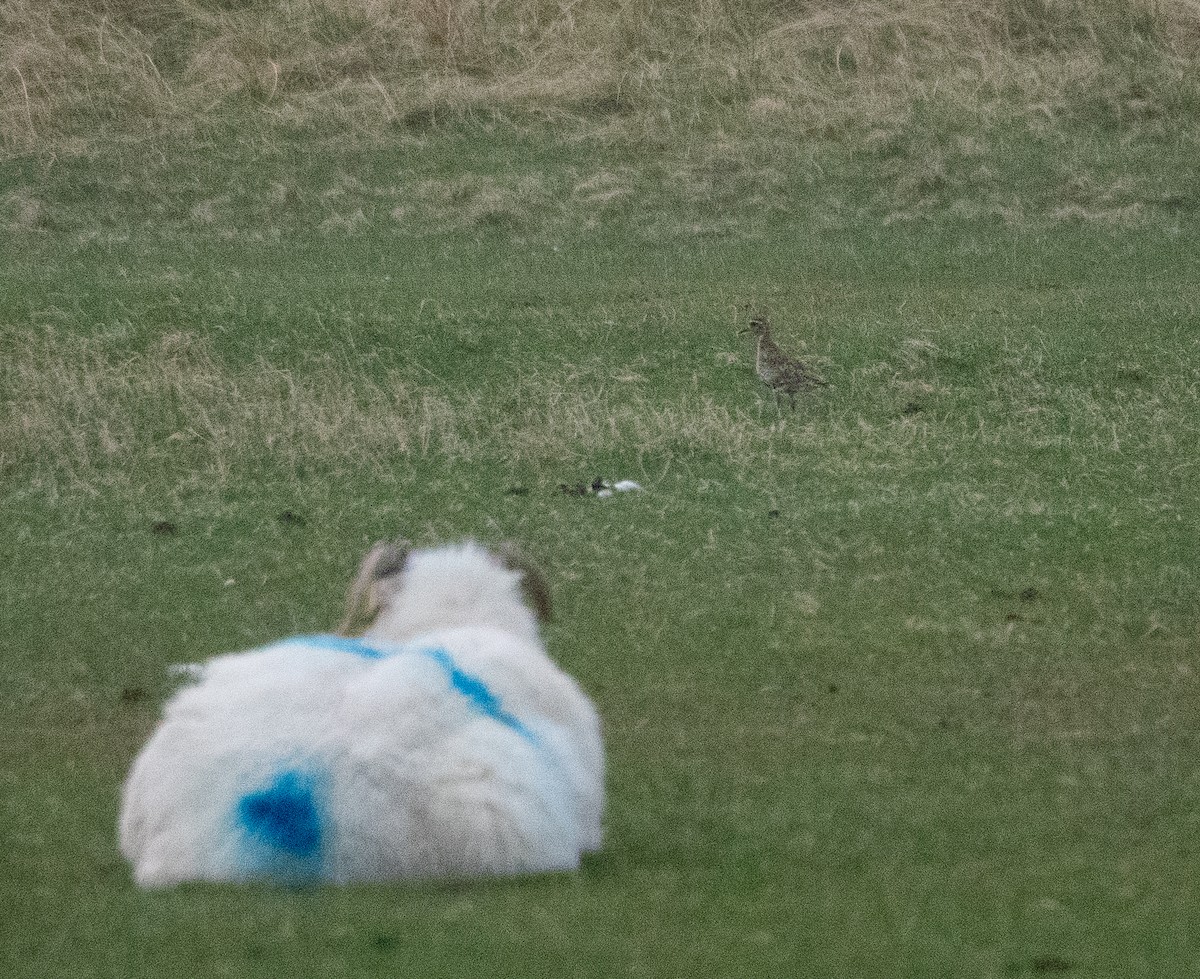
<box><xmin>279</xmin><ymin>635</ymin><xmax>537</xmax><ymax>744</ymax></box>
<box><xmin>284</xmin><ymin>634</ymin><xmax>389</xmax><ymax>659</ymax></box>
<box><xmin>237</xmin><ymin>770</ymin><xmax>324</xmax><ymax>858</ymax></box>
<box><xmin>422</xmin><ymin>647</ymin><xmax>539</xmax><ymax>745</ymax></box>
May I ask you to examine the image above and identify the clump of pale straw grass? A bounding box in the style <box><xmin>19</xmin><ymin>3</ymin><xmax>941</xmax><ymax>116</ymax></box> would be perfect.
<box><xmin>4</xmin><ymin>0</ymin><xmax>1200</xmax><ymax>150</ymax></box>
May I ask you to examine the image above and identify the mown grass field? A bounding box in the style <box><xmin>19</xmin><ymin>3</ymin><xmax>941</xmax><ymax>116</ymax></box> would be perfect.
<box><xmin>4</xmin><ymin>2</ymin><xmax>1200</xmax><ymax>976</ymax></box>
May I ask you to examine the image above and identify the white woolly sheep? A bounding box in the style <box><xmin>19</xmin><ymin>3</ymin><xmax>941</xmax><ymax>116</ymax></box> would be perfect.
<box><xmin>118</xmin><ymin>540</ymin><xmax>604</xmax><ymax>887</ymax></box>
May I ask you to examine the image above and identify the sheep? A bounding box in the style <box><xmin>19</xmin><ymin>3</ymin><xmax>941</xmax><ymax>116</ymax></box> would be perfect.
<box><xmin>118</xmin><ymin>539</ymin><xmax>604</xmax><ymax>887</ymax></box>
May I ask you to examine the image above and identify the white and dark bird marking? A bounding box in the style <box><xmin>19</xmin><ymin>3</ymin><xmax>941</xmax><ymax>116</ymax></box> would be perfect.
<box><xmin>738</xmin><ymin>312</ymin><xmax>828</xmax><ymax>410</ymax></box>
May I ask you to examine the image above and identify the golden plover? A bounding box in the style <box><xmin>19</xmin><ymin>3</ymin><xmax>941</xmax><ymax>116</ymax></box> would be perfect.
<box><xmin>739</xmin><ymin>312</ymin><xmax>828</xmax><ymax>410</ymax></box>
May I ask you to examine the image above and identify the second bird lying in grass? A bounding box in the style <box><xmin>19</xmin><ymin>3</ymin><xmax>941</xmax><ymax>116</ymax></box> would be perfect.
<box><xmin>739</xmin><ymin>312</ymin><xmax>829</xmax><ymax>411</ymax></box>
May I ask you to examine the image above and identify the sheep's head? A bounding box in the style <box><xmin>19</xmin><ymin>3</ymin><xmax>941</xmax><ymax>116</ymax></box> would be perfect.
<box><xmin>337</xmin><ymin>538</ymin><xmax>412</xmax><ymax>636</ymax></box>
<box><xmin>495</xmin><ymin>540</ymin><xmax>552</xmax><ymax>624</ymax></box>
<box><xmin>340</xmin><ymin>539</ymin><xmax>550</xmax><ymax>642</ymax></box>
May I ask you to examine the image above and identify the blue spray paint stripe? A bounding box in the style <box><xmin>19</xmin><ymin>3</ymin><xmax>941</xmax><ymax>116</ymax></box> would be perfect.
<box><xmin>420</xmin><ymin>647</ymin><xmax>539</xmax><ymax>745</ymax></box>
<box><xmin>281</xmin><ymin>634</ymin><xmax>538</xmax><ymax>744</ymax></box>
<box><xmin>284</xmin><ymin>633</ymin><xmax>389</xmax><ymax>659</ymax></box>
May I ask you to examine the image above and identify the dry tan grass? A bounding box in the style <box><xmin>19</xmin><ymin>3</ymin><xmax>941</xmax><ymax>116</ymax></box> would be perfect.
<box><xmin>4</xmin><ymin>1</ymin><xmax>1200</xmax><ymax>151</ymax></box>
<box><xmin>1</xmin><ymin>327</ymin><xmax>788</xmax><ymax>497</ymax></box>
<box><xmin>8</xmin><ymin>316</ymin><xmax>1190</xmax><ymax>506</ymax></box>
<box><xmin>0</xmin><ymin>324</ymin><xmax>902</xmax><ymax>500</ymax></box>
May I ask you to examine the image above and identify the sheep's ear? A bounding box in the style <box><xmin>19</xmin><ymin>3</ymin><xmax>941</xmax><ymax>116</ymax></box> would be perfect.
<box><xmin>337</xmin><ymin>538</ymin><xmax>411</xmax><ymax>635</ymax></box>
<box><xmin>496</xmin><ymin>541</ymin><xmax>552</xmax><ymax>623</ymax></box>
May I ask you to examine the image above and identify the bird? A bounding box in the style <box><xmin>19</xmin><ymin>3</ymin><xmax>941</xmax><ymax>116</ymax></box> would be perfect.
<box><xmin>738</xmin><ymin>312</ymin><xmax>828</xmax><ymax>410</ymax></box>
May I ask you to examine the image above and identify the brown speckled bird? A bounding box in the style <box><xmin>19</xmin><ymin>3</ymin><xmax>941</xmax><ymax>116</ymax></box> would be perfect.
<box><xmin>739</xmin><ymin>312</ymin><xmax>828</xmax><ymax>410</ymax></box>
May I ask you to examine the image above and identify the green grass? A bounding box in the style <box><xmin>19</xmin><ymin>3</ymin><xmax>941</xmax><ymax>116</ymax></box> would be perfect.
<box><xmin>3</xmin><ymin>101</ymin><xmax>1200</xmax><ymax>979</ymax></box>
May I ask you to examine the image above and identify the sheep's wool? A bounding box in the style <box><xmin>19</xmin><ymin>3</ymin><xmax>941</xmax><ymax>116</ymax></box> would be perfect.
<box><xmin>118</xmin><ymin>542</ymin><xmax>604</xmax><ymax>887</ymax></box>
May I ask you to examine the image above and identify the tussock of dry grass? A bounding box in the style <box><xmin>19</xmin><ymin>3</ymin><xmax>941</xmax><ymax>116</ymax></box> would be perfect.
<box><xmin>7</xmin><ymin>320</ymin><xmax>1194</xmax><ymax>507</ymax></box>
<box><xmin>4</xmin><ymin>0</ymin><xmax>1200</xmax><ymax>150</ymax></box>
<box><xmin>0</xmin><ymin>328</ymin><xmax>788</xmax><ymax>495</ymax></box>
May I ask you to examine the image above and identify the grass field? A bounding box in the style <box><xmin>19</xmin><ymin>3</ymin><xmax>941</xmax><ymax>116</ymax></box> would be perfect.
<box><xmin>4</xmin><ymin>2</ymin><xmax>1200</xmax><ymax>976</ymax></box>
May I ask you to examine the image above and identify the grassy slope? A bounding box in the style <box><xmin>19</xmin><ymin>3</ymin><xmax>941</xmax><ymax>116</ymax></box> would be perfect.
<box><xmin>4</xmin><ymin>4</ymin><xmax>1200</xmax><ymax>977</ymax></box>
